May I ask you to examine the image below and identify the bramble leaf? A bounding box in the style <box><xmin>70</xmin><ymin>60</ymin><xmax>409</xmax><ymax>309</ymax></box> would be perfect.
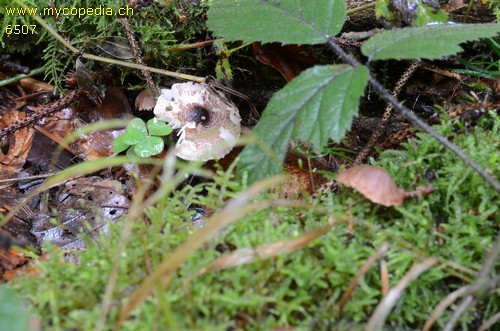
<box><xmin>238</xmin><ymin>65</ymin><xmax>369</xmax><ymax>184</ymax></box>
<box><xmin>207</xmin><ymin>0</ymin><xmax>346</xmax><ymax>45</ymax></box>
<box><xmin>362</xmin><ymin>24</ymin><xmax>500</xmax><ymax>61</ymax></box>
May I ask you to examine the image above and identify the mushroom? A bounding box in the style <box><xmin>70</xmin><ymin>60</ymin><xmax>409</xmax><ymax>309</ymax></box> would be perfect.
<box><xmin>154</xmin><ymin>82</ymin><xmax>241</xmax><ymax>161</ymax></box>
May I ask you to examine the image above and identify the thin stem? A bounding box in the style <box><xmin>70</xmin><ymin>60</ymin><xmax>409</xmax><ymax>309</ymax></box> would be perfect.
<box><xmin>0</xmin><ymin>67</ymin><xmax>45</xmax><ymax>87</ymax></box>
<box><xmin>327</xmin><ymin>39</ymin><xmax>500</xmax><ymax>193</ymax></box>
<box><xmin>346</xmin><ymin>1</ymin><xmax>376</xmax><ymax>16</ymax></box>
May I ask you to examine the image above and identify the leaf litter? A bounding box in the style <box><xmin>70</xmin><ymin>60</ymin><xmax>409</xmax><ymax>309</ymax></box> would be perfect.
<box><xmin>336</xmin><ymin>165</ymin><xmax>435</xmax><ymax>207</ymax></box>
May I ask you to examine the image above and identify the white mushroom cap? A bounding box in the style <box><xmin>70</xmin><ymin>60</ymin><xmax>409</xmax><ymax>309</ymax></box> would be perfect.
<box><xmin>153</xmin><ymin>82</ymin><xmax>241</xmax><ymax>161</ymax></box>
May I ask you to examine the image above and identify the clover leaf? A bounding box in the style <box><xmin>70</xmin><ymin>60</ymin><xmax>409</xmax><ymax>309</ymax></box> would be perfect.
<box><xmin>147</xmin><ymin>118</ymin><xmax>173</xmax><ymax>136</ymax></box>
<box><xmin>112</xmin><ymin>117</ymin><xmax>173</xmax><ymax>157</ymax></box>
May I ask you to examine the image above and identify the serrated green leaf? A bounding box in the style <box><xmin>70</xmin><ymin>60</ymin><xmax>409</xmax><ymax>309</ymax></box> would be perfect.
<box><xmin>111</xmin><ymin>134</ymin><xmax>131</xmax><ymax>153</ymax></box>
<box><xmin>207</xmin><ymin>0</ymin><xmax>346</xmax><ymax>45</ymax></box>
<box><xmin>123</xmin><ymin>118</ymin><xmax>147</xmax><ymax>145</ymax></box>
<box><xmin>238</xmin><ymin>65</ymin><xmax>369</xmax><ymax>184</ymax></box>
<box><xmin>362</xmin><ymin>23</ymin><xmax>500</xmax><ymax>61</ymax></box>
<box><xmin>292</xmin><ymin>65</ymin><xmax>369</xmax><ymax>147</ymax></box>
<box><xmin>147</xmin><ymin>118</ymin><xmax>173</xmax><ymax>136</ymax></box>
<box><xmin>134</xmin><ymin>136</ymin><xmax>164</xmax><ymax>158</ymax></box>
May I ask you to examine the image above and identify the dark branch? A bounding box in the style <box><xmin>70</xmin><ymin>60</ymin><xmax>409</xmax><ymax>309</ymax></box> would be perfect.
<box><xmin>327</xmin><ymin>38</ymin><xmax>500</xmax><ymax>193</ymax></box>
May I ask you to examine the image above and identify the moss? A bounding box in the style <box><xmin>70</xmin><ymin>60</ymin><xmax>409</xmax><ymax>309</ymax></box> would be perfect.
<box><xmin>0</xmin><ymin>0</ymin><xmax>211</xmax><ymax>91</ymax></box>
<box><xmin>7</xmin><ymin>112</ymin><xmax>499</xmax><ymax>330</ymax></box>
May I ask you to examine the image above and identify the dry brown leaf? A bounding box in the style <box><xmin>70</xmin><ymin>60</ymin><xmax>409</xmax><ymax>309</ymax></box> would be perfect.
<box><xmin>442</xmin><ymin>0</ymin><xmax>467</xmax><ymax>12</ymax></box>
<box><xmin>337</xmin><ymin>165</ymin><xmax>406</xmax><ymax>207</ymax></box>
<box><xmin>19</xmin><ymin>77</ymin><xmax>54</xmax><ymax>93</ymax></box>
<box><xmin>253</xmin><ymin>42</ymin><xmax>317</xmax><ymax>82</ymax></box>
<box><xmin>0</xmin><ymin>110</ymin><xmax>35</xmax><ymax>189</ymax></box>
<box><xmin>2</xmin><ymin>252</ymin><xmax>52</xmax><ymax>281</ymax></box>
<box><xmin>70</xmin><ymin>87</ymin><xmax>132</xmax><ymax>160</ymax></box>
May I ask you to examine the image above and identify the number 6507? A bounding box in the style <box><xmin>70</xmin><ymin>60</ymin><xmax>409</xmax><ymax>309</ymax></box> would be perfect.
<box><xmin>5</xmin><ymin>24</ymin><xmax>36</xmax><ymax>34</ymax></box>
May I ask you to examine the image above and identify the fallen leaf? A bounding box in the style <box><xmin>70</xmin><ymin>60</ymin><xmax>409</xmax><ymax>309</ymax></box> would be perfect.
<box><xmin>0</xmin><ymin>242</ymin><xmax>29</xmax><ymax>280</ymax></box>
<box><xmin>253</xmin><ymin>42</ymin><xmax>317</xmax><ymax>82</ymax></box>
<box><xmin>0</xmin><ymin>110</ymin><xmax>35</xmax><ymax>189</ymax></box>
<box><xmin>442</xmin><ymin>0</ymin><xmax>466</xmax><ymax>12</ymax></box>
<box><xmin>31</xmin><ymin>177</ymin><xmax>130</xmax><ymax>249</ymax></box>
<box><xmin>2</xmin><ymin>252</ymin><xmax>52</xmax><ymax>281</ymax></box>
<box><xmin>19</xmin><ymin>77</ymin><xmax>54</xmax><ymax>93</ymax></box>
<box><xmin>336</xmin><ymin>165</ymin><xmax>406</xmax><ymax>207</ymax></box>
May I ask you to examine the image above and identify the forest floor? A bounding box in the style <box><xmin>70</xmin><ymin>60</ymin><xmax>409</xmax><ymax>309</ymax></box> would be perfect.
<box><xmin>0</xmin><ymin>1</ymin><xmax>499</xmax><ymax>330</ymax></box>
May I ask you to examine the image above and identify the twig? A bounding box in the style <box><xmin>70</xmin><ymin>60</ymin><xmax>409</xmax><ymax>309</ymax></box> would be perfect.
<box><xmin>337</xmin><ymin>243</ymin><xmax>391</xmax><ymax>314</ymax></box>
<box><xmin>0</xmin><ymin>67</ymin><xmax>45</xmax><ymax>88</ymax></box>
<box><xmin>479</xmin><ymin>311</ymin><xmax>500</xmax><ymax>331</ymax></box>
<box><xmin>327</xmin><ymin>38</ymin><xmax>500</xmax><ymax>192</ymax></box>
<box><xmin>346</xmin><ymin>1</ymin><xmax>376</xmax><ymax>16</ymax></box>
<box><xmin>0</xmin><ymin>89</ymin><xmax>82</xmax><ymax>140</ymax></box>
<box><xmin>443</xmin><ymin>295</ymin><xmax>476</xmax><ymax>331</ymax></box>
<box><xmin>120</xmin><ymin>18</ymin><xmax>159</xmax><ymax>99</ymax></box>
<box><xmin>423</xmin><ymin>285</ymin><xmax>471</xmax><ymax>331</ymax></box>
<box><xmin>34</xmin><ymin>125</ymin><xmax>75</xmax><ymax>155</ymax></box>
<box><xmin>366</xmin><ymin>258</ymin><xmax>438</xmax><ymax>331</ymax></box>
<box><xmin>380</xmin><ymin>259</ymin><xmax>389</xmax><ymax>296</ymax></box>
<box><xmin>167</xmin><ymin>39</ymin><xmax>222</xmax><ymax>53</ymax></box>
<box><xmin>0</xmin><ymin>172</ymin><xmax>60</xmax><ymax>184</ymax></box>
<box><xmin>424</xmin><ymin>232</ymin><xmax>500</xmax><ymax>331</ymax></box>
<box><xmin>13</xmin><ymin>0</ymin><xmax>205</xmax><ymax>84</ymax></box>
<box><xmin>443</xmin><ymin>232</ymin><xmax>500</xmax><ymax>331</ymax></box>
<box><xmin>354</xmin><ymin>61</ymin><xmax>421</xmax><ymax>164</ymax></box>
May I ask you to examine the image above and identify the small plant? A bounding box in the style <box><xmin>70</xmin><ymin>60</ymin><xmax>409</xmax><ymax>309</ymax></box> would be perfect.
<box><xmin>112</xmin><ymin>118</ymin><xmax>173</xmax><ymax>158</ymax></box>
<box><xmin>454</xmin><ymin>37</ymin><xmax>500</xmax><ymax>80</ymax></box>
<box><xmin>376</xmin><ymin>0</ymin><xmax>449</xmax><ymax>27</ymax></box>
<box><xmin>207</xmin><ymin>0</ymin><xmax>500</xmax><ymax>191</ymax></box>
<box><xmin>489</xmin><ymin>0</ymin><xmax>500</xmax><ymax>21</ymax></box>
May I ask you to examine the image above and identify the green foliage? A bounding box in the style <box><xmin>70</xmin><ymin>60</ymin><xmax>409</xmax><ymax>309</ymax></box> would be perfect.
<box><xmin>112</xmin><ymin>118</ymin><xmax>173</xmax><ymax>158</ymax></box>
<box><xmin>489</xmin><ymin>0</ymin><xmax>500</xmax><ymax>21</ymax></box>
<box><xmin>375</xmin><ymin>0</ymin><xmax>448</xmax><ymax>27</ymax></box>
<box><xmin>0</xmin><ymin>0</ymin><xmax>208</xmax><ymax>91</ymax></box>
<box><xmin>207</xmin><ymin>0</ymin><xmax>346</xmax><ymax>45</ymax></box>
<box><xmin>413</xmin><ymin>3</ymin><xmax>448</xmax><ymax>26</ymax></box>
<box><xmin>454</xmin><ymin>37</ymin><xmax>500</xmax><ymax>81</ymax></box>
<box><xmin>207</xmin><ymin>0</ymin><xmax>500</xmax><ymax>184</ymax></box>
<box><xmin>362</xmin><ymin>24</ymin><xmax>500</xmax><ymax>61</ymax></box>
<box><xmin>0</xmin><ymin>286</ymin><xmax>31</xmax><ymax>331</ymax></box>
<box><xmin>7</xmin><ymin>114</ymin><xmax>500</xmax><ymax>330</ymax></box>
<box><xmin>238</xmin><ymin>65</ymin><xmax>369</xmax><ymax>183</ymax></box>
